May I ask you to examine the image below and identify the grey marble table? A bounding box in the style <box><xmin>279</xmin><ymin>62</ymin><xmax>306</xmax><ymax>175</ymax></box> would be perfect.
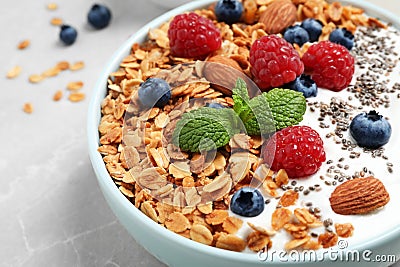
<box><xmin>0</xmin><ymin>0</ymin><xmax>399</xmax><ymax>266</ymax></box>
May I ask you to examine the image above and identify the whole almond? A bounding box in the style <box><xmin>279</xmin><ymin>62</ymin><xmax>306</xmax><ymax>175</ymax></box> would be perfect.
<box><xmin>203</xmin><ymin>55</ymin><xmax>245</xmax><ymax>95</ymax></box>
<box><xmin>207</xmin><ymin>55</ymin><xmax>242</xmax><ymax>72</ymax></box>
<box><xmin>329</xmin><ymin>177</ymin><xmax>390</xmax><ymax>215</ymax></box>
<box><xmin>259</xmin><ymin>0</ymin><xmax>297</xmax><ymax>34</ymax></box>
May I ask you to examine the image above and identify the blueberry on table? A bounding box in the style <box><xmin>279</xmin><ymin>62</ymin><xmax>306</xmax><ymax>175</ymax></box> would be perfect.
<box><xmin>230</xmin><ymin>187</ymin><xmax>264</xmax><ymax>217</ymax></box>
<box><xmin>214</xmin><ymin>0</ymin><xmax>243</xmax><ymax>24</ymax></box>
<box><xmin>300</xmin><ymin>18</ymin><xmax>323</xmax><ymax>42</ymax></box>
<box><xmin>205</xmin><ymin>102</ymin><xmax>225</xmax><ymax>109</ymax></box>
<box><xmin>329</xmin><ymin>28</ymin><xmax>354</xmax><ymax>50</ymax></box>
<box><xmin>88</xmin><ymin>4</ymin><xmax>112</xmax><ymax>29</ymax></box>
<box><xmin>138</xmin><ymin>78</ymin><xmax>171</xmax><ymax>108</ymax></box>
<box><xmin>349</xmin><ymin>110</ymin><xmax>392</xmax><ymax>149</ymax></box>
<box><xmin>286</xmin><ymin>74</ymin><xmax>318</xmax><ymax>98</ymax></box>
<box><xmin>59</xmin><ymin>25</ymin><xmax>77</xmax><ymax>45</ymax></box>
<box><xmin>283</xmin><ymin>25</ymin><xmax>310</xmax><ymax>47</ymax></box>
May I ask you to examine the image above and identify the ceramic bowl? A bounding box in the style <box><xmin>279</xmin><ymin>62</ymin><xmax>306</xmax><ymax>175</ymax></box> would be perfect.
<box><xmin>88</xmin><ymin>1</ymin><xmax>400</xmax><ymax>266</ymax></box>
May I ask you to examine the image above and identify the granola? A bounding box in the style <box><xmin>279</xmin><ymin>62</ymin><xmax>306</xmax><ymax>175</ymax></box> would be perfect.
<box><xmin>23</xmin><ymin>102</ymin><xmax>33</xmax><ymax>114</ymax></box>
<box><xmin>6</xmin><ymin>66</ymin><xmax>22</xmax><ymax>79</ymax></box>
<box><xmin>17</xmin><ymin>40</ymin><xmax>30</xmax><ymax>50</ymax></box>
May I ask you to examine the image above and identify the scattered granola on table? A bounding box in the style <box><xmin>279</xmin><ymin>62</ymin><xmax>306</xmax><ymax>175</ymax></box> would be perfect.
<box><xmin>97</xmin><ymin>0</ymin><xmax>399</xmax><ymax>254</ymax></box>
<box><xmin>17</xmin><ymin>39</ymin><xmax>30</xmax><ymax>50</ymax></box>
<box><xmin>5</xmin><ymin>2</ymin><xmax>89</xmax><ymax>112</ymax></box>
<box><xmin>23</xmin><ymin>102</ymin><xmax>34</xmax><ymax>114</ymax></box>
<box><xmin>6</xmin><ymin>66</ymin><xmax>22</xmax><ymax>79</ymax></box>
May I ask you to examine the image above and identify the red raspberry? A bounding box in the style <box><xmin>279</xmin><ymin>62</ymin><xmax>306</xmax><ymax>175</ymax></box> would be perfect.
<box><xmin>263</xmin><ymin>126</ymin><xmax>326</xmax><ymax>178</ymax></box>
<box><xmin>167</xmin><ymin>12</ymin><xmax>222</xmax><ymax>58</ymax></box>
<box><xmin>302</xmin><ymin>41</ymin><xmax>355</xmax><ymax>92</ymax></box>
<box><xmin>250</xmin><ymin>35</ymin><xmax>304</xmax><ymax>90</ymax></box>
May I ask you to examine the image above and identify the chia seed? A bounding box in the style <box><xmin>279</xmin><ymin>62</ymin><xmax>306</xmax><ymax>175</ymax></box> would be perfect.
<box><xmin>311</xmin><ymin>232</ymin><xmax>319</xmax><ymax>238</ymax></box>
<box><xmin>323</xmin><ymin>218</ymin><xmax>333</xmax><ymax>227</ymax></box>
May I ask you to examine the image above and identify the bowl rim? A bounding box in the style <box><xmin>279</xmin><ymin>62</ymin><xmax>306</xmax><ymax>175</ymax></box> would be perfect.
<box><xmin>87</xmin><ymin>0</ymin><xmax>400</xmax><ymax>263</ymax></box>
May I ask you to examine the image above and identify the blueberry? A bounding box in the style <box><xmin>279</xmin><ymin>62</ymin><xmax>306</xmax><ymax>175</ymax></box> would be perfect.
<box><xmin>138</xmin><ymin>78</ymin><xmax>171</xmax><ymax>108</ymax></box>
<box><xmin>205</xmin><ymin>102</ymin><xmax>225</xmax><ymax>109</ymax></box>
<box><xmin>215</xmin><ymin>0</ymin><xmax>243</xmax><ymax>24</ymax></box>
<box><xmin>300</xmin><ymin>18</ymin><xmax>323</xmax><ymax>42</ymax></box>
<box><xmin>329</xmin><ymin>28</ymin><xmax>354</xmax><ymax>50</ymax></box>
<box><xmin>283</xmin><ymin>25</ymin><xmax>310</xmax><ymax>46</ymax></box>
<box><xmin>349</xmin><ymin>110</ymin><xmax>392</xmax><ymax>149</ymax></box>
<box><xmin>286</xmin><ymin>74</ymin><xmax>318</xmax><ymax>98</ymax></box>
<box><xmin>88</xmin><ymin>4</ymin><xmax>112</xmax><ymax>29</ymax></box>
<box><xmin>230</xmin><ymin>187</ymin><xmax>264</xmax><ymax>217</ymax></box>
<box><xmin>59</xmin><ymin>25</ymin><xmax>77</xmax><ymax>45</ymax></box>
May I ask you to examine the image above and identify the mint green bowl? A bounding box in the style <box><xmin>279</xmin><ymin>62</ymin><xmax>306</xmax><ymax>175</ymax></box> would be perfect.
<box><xmin>88</xmin><ymin>1</ymin><xmax>400</xmax><ymax>266</ymax></box>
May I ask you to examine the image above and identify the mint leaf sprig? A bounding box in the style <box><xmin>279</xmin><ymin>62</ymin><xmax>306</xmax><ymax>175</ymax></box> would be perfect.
<box><xmin>172</xmin><ymin>107</ymin><xmax>243</xmax><ymax>152</ymax></box>
<box><xmin>264</xmin><ymin>88</ymin><xmax>307</xmax><ymax>130</ymax></box>
<box><xmin>172</xmin><ymin>78</ymin><xmax>306</xmax><ymax>152</ymax></box>
<box><xmin>232</xmin><ymin>78</ymin><xmax>275</xmax><ymax>135</ymax></box>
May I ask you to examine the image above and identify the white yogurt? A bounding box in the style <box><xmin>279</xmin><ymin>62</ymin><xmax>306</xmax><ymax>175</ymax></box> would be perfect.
<box><xmin>232</xmin><ymin>25</ymin><xmax>400</xmax><ymax>253</ymax></box>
